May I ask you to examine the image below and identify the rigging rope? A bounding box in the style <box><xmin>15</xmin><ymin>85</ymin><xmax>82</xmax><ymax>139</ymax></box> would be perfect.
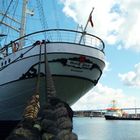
<box><xmin>0</xmin><ymin>0</ymin><xmax>14</xmax><ymax>26</ymax></box>
<box><xmin>36</xmin><ymin>0</ymin><xmax>48</xmax><ymax>30</ymax></box>
<box><xmin>35</xmin><ymin>0</ymin><xmax>52</xmax><ymax>41</ymax></box>
<box><xmin>52</xmin><ymin>0</ymin><xmax>60</xmax><ymax>30</ymax></box>
<box><xmin>4</xmin><ymin>0</ymin><xmax>19</xmax><ymax>45</ymax></box>
<box><xmin>51</xmin><ymin>0</ymin><xmax>62</xmax><ymax>41</ymax></box>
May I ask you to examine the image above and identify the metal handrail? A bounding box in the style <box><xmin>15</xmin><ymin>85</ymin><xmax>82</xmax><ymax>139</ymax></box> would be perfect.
<box><xmin>1</xmin><ymin>29</ymin><xmax>105</xmax><ymax>53</ymax></box>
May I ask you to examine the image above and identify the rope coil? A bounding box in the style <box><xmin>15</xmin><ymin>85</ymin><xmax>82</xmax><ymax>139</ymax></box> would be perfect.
<box><xmin>23</xmin><ymin>95</ymin><xmax>40</xmax><ymax>120</ymax></box>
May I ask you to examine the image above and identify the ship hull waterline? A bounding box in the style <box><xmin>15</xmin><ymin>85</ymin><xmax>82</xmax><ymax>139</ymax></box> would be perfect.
<box><xmin>105</xmin><ymin>115</ymin><xmax>140</xmax><ymax>120</ymax></box>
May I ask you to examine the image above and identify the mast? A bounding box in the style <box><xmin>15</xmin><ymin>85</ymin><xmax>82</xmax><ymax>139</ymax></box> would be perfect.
<box><xmin>19</xmin><ymin>0</ymin><xmax>28</xmax><ymax>49</ymax></box>
<box><xmin>135</xmin><ymin>100</ymin><xmax>137</xmax><ymax>117</ymax></box>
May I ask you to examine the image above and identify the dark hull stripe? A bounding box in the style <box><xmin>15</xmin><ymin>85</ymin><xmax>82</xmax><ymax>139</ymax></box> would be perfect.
<box><xmin>105</xmin><ymin>115</ymin><xmax>140</xmax><ymax>120</ymax></box>
<box><xmin>0</xmin><ymin>74</ymin><xmax>95</xmax><ymax>87</ymax></box>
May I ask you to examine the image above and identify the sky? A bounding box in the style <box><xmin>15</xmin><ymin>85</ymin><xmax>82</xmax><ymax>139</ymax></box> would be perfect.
<box><xmin>53</xmin><ymin>0</ymin><xmax>140</xmax><ymax>110</ymax></box>
<box><xmin>27</xmin><ymin>0</ymin><xmax>140</xmax><ymax>111</ymax></box>
<box><xmin>1</xmin><ymin>0</ymin><xmax>140</xmax><ymax>111</ymax></box>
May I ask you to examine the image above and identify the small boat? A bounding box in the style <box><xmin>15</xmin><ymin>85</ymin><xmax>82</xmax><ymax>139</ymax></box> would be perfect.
<box><xmin>105</xmin><ymin>100</ymin><xmax>140</xmax><ymax>120</ymax></box>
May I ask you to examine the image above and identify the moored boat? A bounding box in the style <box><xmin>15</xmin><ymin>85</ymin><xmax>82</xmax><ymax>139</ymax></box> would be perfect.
<box><xmin>0</xmin><ymin>1</ymin><xmax>106</xmax><ymax>138</ymax></box>
<box><xmin>0</xmin><ymin>0</ymin><xmax>105</xmax><ymax>121</ymax></box>
<box><xmin>105</xmin><ymin>100</ymin><xmax>140</xmax><ymax>120</ymax></box>
<box><xmin>105</xmin><ymin>115</ymin><xmax>140</xmax><ymax>120</ymax></box>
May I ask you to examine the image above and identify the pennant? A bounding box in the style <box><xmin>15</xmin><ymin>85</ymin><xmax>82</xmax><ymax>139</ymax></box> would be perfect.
<box><xmin>88</xmin><ymin>7</ymin><xmax>94</xmax><ymax>27</ymax></box>
<box><xmin>88</xmin><ymin>13</ymin><xmax>94</xmax><ymax>27</ymax></box>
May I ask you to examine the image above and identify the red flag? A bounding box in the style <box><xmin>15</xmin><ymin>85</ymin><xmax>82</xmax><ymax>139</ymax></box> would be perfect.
<box><xmin>88</xmin><ymin>14</ymin><xmax>94</xmax><ymax>27</ymax></box>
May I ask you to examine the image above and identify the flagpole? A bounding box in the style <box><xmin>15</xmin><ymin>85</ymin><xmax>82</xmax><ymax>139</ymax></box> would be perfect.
<box><xmin>79</xmin><ymin>7</ymin><xmax>94</xmax><ymax>44</ymax></box>
<box><xmin>83</xmin><ymin>7</ymin><xmax>94</xmax><ymax>31</ymax></box>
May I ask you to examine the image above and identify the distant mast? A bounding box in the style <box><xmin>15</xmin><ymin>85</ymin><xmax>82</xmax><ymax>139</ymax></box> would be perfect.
<box><xmin>19</xmin><ymin>0</ymin><xmax>28</xmax><ymax>49</ymax></box>
<box><xmin>135</xmin><ymin>100</ymin><xmax>137</xmax><ymax>117</ymax></box>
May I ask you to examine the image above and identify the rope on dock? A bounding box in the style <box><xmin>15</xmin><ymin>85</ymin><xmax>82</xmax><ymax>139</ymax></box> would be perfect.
<box><xmin>40</xmin><ymin>97</ymin><xmax>78</xmax><ymax>140</ymax></box>
<box><xmin>6</xmin><ymin>97</ymin><xmax>78</xmax><ymax>140</ymax></box>
<box><xmin>6</xmin><ymin>41</ymin><xmax>78</xmax><ymax>140</ymax></box>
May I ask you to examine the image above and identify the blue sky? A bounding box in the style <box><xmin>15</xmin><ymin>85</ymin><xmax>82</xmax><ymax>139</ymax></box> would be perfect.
<box><xmin>53</xmin><ymin>0</ymin><xmax>140</xmax><ymax>110</ymax></box>
<box><xmin>28</xmin><ymin>0</ymin><xmax>140</xmax><ymax>110</ymax></box>
<box><xmin>1</xmin><ymin>0</ymin><xmax>140</xmax><ymax>110</ymax></box>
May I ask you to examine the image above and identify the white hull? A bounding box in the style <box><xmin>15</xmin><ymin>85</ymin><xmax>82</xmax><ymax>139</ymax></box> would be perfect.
<box><xmin>0</xmin><ymin>29</ymin><xmax>105</xmax><ymax>120</ymax></box>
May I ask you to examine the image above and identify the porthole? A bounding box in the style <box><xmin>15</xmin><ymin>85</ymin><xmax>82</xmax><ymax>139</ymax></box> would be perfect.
<box><xmin>20</xmin><ymin>53</ymin><xmax>23</xmax><ymax>58</ymax></box>
<box><xmin>5</xmin><ymin>61</ymin><xmax>7</xmax><ymax>65</ymax></box>
<box><xmin>8</xmin><ymin>58</ymin><xmax>11</xmax><ymax>63</ymax></box>
<box><xmin>1</xmin><ymin>62</ymin><xmax>3</xmax><ymax>66</ymax></box>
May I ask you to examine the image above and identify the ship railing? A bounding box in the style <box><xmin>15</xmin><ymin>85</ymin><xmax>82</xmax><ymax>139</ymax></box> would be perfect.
<box><xmin>0</xmin><ymin>29</ymin><xmax>105</xmax><ymax>55</ymax></box>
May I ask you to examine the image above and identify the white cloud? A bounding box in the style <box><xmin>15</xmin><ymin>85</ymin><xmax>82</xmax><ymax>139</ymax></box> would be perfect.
<box><xmin>59</xmin><ymin>0</ymin><xmax>140</xmax><ymax>111</ymax></box>
<box><xmin>103</xmin><ymin>61</ymin><xmax>111</xmax><ymax>73</ymax></box>
<box><xmin>71</xmin><ymin>83</ymin><xmax>137</xmax><ymax>110</ymax></box>
<box><xmin>119</xmin><ymin>63</ymin><xmax>140</xmax><ymax>87</ymax></box>
<box><xmin>59</xmin><ymin>0</ymin><xmax>140</xmax><ymax>52</ymax></box>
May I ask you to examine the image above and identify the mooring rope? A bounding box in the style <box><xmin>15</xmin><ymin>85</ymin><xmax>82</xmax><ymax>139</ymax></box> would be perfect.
<box><xmin>6</xmin><ymin>40</ymin><xmax>78</xmax><ymax>140</ymax></box>
<box><xmin>44</xmin><ymin>40</ymin><xmax>56</xmax><ymax>98</ymax></box>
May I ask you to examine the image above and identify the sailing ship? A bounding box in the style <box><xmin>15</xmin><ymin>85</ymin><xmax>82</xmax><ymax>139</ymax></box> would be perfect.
<box><xmin>0</xmin><ymin>1</ymin><xmax>105</xmax><ymax>122</ymax></box>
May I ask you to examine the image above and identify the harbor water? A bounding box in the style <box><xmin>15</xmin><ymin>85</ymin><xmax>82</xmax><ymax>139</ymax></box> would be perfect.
<box><xmin>73</xmin><ymin>117</ymin><xmax>140</xmax><ymax>140</ymax></box>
